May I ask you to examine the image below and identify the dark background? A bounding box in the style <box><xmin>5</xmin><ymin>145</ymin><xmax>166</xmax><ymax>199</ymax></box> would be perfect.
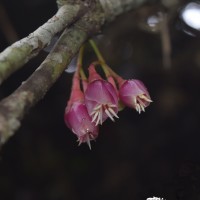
<box><xmin>1</xmin><ymin>0</ymin><xmax>200</xmax><ymax>200</ymax></box>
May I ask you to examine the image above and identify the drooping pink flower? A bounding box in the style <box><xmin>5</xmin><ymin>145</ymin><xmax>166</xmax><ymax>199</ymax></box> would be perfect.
<box><xmin>64</xmin><ymin>62</ymin><xmax>98</xmax><ymax>149</ymax></box>
<box><xmin>64</xmin><ymin>101</ymin><xmax>99</xmax><ymax>149</ymax></box>
<box><xmin>84</xmin><ymin>65</ymin><xmax>119</xmax><ymax>125</ymax></box>
<box><xmin>119</xmin><ymin>79</ymin><xmax>152</xmax><ymax>113</ymax></box>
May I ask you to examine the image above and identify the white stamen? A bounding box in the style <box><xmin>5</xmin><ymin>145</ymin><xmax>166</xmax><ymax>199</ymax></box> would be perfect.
<box><xmin>134</xmin><ymin>97</ymin><xmax>137</xmax><ymax>105</ymax></box>
<box><xmin>108</xmin><ymin>107</ymin><xmax>119</xmax><ymax>118</ymax></box>
<box><xmin>140</xmin><ymin>95</ymin><xmax>153</xmax><ymax>102</ymax></box>
<box><xmin>140</xmin><ymin>104</ymin><xmax>145</xmax><ymax>112</ymax></box>
<box><xmin>86</xmin><ymin>135</ymin><xmax>91</xmax><ymax>150</ymax></box>
<box><xmin>91</xmin><ymin>110</ymin><xmax>97</xmax><ymax>116</ymax></box>
<box><xmin>100</xmin><ymin>107</ymin><xmax>103</xmax><ymax>125</ymax></box>
<box><xmin>91</xmin><ymin>104</ymin><xmax>118</xmax><ymax>125</ymax></box>
<box><xmin>94</xmin><ymin>104</ymin><xmax>102</xmax><ymax>110</ymax></box>
<box><xmin>92</xmin><ymin>111</ymin><xmax>99</xmax><ymax>123</ymax></box>
<box><xmin>137</xmin><ymin>97</ymin><xmax>145</xmax><ymax>106</ymax></box>
<box><xmin>90</xmin><ymin>134</ymin><xmax>95</xmax><ymax>139</ymax></box>
<box><xmin>136</xmin><ymin>104</ymin><xmax>141</xmax><ymax>114</ymax></box>
<box><xmin>95</xmin><ymin>112</ymin><xmax>100</xmax><ymax>126</ymax></box>
<box><xmin>77</xmin><ymin>139</ymin><xmax>82</xmax><ymax>146</ymax></box>
<box><xmin>109</xmin><ymin>104</ymin><xmax>117</xmax><ymax>108</ymax></box>
<box><xmin>105</xmin><ymin>109</ymin><xmax>115</xmax><ymax>121</ymax></box>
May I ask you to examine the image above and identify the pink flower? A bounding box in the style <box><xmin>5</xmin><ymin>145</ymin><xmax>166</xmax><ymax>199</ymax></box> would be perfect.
<box><xmin>64</xmin><ymin>101</ymin><xmax>99</xmax><ymax>149</ymax></box>
<box><xmin>84</xmin><ymin>64</ymin><xmax>119</xmax><ymax>125</ymax></box>
<box><xmin>84</xmin><ymin>79</ymin><xmax>119</xmax><ymax>125</ymax></box>
<box><xmin>64</xmin><ymin>63</ymin><xmax>99</xmax><ymax>149</ymax></box>
<box><xmin>119</xmin><ymin>79</ymin><xmax>152</xmax><ymax>113</ymax></box>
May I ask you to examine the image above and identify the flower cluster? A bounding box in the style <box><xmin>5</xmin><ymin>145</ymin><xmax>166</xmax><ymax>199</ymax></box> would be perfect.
<box><xmin>64</xmin><ymin>44</ymin><xmax>152</xmax><ymax>149</ymax></box>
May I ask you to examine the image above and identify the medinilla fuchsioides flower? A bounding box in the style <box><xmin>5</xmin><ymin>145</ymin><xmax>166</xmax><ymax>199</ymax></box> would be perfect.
<box><xmin>84</xmin><ymin>64</ymin><xmax>119</xmax><ymax>125</ymax></box>
<box><xmin>64</xmin><ymin>101</ymin><xmax>98</xmax><ymax>149</ymax></box>
<box><xmin>64</xmin><ymin>65</ymin><xmax>99</xmax><ymax>149</ymax></box>
<box><xmin>119</xmin><ymin>79</ymin><xmax>152</xmax><ymax>113</ymax></box>
<box><xmin>105</xmin><ymin>65</ymin><xmax>152</xmax><ymax>114</ymax></box>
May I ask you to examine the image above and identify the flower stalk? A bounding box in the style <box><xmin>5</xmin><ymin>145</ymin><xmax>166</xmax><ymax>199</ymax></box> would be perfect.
<box><xmin>77</xmin><ymin>45</ymin><xmax>88</xmax><ymax>91</ymax></box>
<box><xmin>89</xmin><ymin>39</ymin><xmax>110</xmax><ymax>77</ymax></box>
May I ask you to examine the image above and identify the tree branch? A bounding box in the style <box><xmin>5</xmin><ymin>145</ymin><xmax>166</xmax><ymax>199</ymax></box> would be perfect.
<box><xmin>0</xmin><ymin>0</ymin><xmax>155</xmax><ymax>146</ymax></box>
<box><xmin>0</xmin><ymin>1</ymin><xmax>104</xmax><ymax>145</ymax></box>
<box><xmin>99</xmin><ymin>0</ymin><xmax>147</xmax><ymax>21</ymax></box>
<box><xmin>0</xmin><ymin>3</ymin><xmax>88</xmax><ymax>85</ymax></box>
